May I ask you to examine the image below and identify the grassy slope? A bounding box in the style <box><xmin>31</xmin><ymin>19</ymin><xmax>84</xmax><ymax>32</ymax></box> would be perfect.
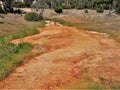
<box><xmin>0</xmin><ymin>20</ymin><xmax>45</xmax><ymax>81</ymax></box>
<box><xmin>0</xmin><ymin>42</ymin><xmax>32</xmax><ymax>80</ymax></box>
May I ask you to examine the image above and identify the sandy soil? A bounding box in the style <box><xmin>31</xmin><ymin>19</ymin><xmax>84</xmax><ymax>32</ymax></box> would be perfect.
<box><xmin>0</xmin><ymin>22</ymin><xmax>120</xmax><ymax>89</ymax></box>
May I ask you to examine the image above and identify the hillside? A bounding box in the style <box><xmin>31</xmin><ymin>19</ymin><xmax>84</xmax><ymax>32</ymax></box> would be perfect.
<box><xmin>0</xmin><ymin>21</ymin><xmax>120</xmax><ymax>89</ymax></box>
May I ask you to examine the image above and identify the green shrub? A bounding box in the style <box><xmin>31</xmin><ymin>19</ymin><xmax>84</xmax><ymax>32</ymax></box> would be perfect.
<box><xmin>54</xmin><ymin>5</ymin><xmax>63</xmax><ymax>14</ymax></box>
<box><xmin>62</xmin><ymin>4</ymin><xmax>71</xmax><ymax>9</ymax></box>
<box><xmin>0</xmin><ymin>35</ymin><xmax>11</xmax><ymax>46</ymax></box>
<box><xmin>16</xmin><ymin>42</ymin><xmax>32</xmax><ymax>54</ymax></box>
<box><xmin>103</xmin><ymin>4</ymin><xmax>109</xmax><ymax>9</ymax></box>
<box><xmin>24</xmin><ymin>12</ymin><xmax>42</xmax><ymax>21</ymax></box>
<box><xmin>0</xmin><ymin>42</ymin><xmax>32</xmax><ymax>80</ymax></box>
<box><xmin>96</xmin><ymin>7</ymin><xmax>104</xmax><ymax>13</ymax></box>
<box><xmin>76</xmin><ymin>4</ymin><xmax>84</xmax><ymax>10</ymax></box>
<box><xmin>12</xmin><ymin>1</ymin><xmax>25</xmax><ymax>8</ymax></box>
<box><xmin>84</xmin><ymin>9</ymin><xmax>88</xmax><ymax>13</ymax></box>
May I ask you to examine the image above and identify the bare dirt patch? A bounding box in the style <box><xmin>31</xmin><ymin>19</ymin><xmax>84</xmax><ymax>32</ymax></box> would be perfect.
<box><xmin>0</xmin><ymin>21</ymin><xmax>120</xmax><ymax>89</ymax></box>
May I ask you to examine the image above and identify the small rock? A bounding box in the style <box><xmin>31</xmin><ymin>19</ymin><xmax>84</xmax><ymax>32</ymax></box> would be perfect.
<box><xmin>16</xmin><ymin>68</ymin><xmax>26</xmax><ymax>73</ymax></box>
<box><xmin>12</xmin><ymin>73</ymin><xmax>23</xmax><ymax>78</ymax></box>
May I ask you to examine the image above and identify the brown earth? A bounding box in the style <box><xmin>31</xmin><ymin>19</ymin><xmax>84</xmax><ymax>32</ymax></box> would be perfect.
<box><xmin>0</xmin><ymin>22</ymin><xmax>120</xmax><ymax>89</ymax></box>
<box><xmin>62</xmin><ymin>17</ymin><xmax>88</xmax><ymax>24</ymax></box>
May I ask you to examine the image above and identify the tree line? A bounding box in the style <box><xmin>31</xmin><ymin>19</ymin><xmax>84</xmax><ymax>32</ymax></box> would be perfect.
<box><xmin>0</xmin><ymin>0</ymin><xmax>120</xmax><ymax>14</ymax></box>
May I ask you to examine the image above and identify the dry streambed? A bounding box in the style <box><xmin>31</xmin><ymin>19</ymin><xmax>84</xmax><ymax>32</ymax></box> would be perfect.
<box><xmin>0</xmin><ymin>22</ymin><xmax>120</xmax><ymax>89</ymax></box>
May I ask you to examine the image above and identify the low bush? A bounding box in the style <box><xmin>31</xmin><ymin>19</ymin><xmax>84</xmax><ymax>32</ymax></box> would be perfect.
<box><xmin>62</xmin><ymin>4</ymin><xmax>71</xmax><ymax>9</ymax></box>
<box><xmin>103</xmin><ymin>4</ymin><xmax>109</xmax><ymax>9</ymax></box>
<box><xmin>24</xmin><ymin>12</ymin><xmax>42</xmax><ymax>21</ymax></box>
<box><xmin>54</xmin><ymin>5</ymin><xmax>63</xmax><ymax>14</ymax></box>
<box><xmin>84</xmin><ymin>9</ymin><xmax>88</xmax><ymax>13</ymax></box>
<box><xmin>76</xmin><ymin>4</ymin><xmax>84</xmax><ymax>10</ymax></box>
<box><xmin>12</xmin><ymin>1</ymin><xmax>25</xmax><ymax>8</ymax></box>
<box><xmin>96</xmin><ymin>7</ymin><xmax>104</xmax><ymax>13</ymax></box>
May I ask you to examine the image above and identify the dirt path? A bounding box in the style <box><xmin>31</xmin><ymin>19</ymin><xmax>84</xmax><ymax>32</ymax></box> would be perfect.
<box><xmin>0</xmin><ymin>23</ymin><xmax>120</xmax><ymax>89</ymax></box>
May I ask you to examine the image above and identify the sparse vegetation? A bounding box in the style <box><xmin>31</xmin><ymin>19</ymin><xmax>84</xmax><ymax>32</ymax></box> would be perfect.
<box><xmin>96</xmin><ymin>7</ymin><xmax>104</xmax><ymax>13</ymax></box>
<box><xmin>54</xmin><ymin>5</ymin><xmax>63</xmax><ymax>14</ymax></box>
<box><xmin>11</xmin><ymin>26</ymin><xmax>39</xmax><ymax>39</ymax></box>
<box><xmin>0</xmin><ymin>0</ymin><xmax>120</xmax><ymax>15</ymax></box>
<box><xmin>0</xmin><ymin>42</ymin><xmax>32</xmax><ymax>81</ymax></box>
<box><xmin>61</xmin><ymin>73</ymin><xmax>104</xmax><ymax>89</ymax></box>
<box><xmin>52</xmin><ymin>18</ymin><xmax>120</xmax><ymax>42</ymax></box>
<box><xmin>24</xmin><ymin>12</ymin><xmax>42</xmax><ymax>21</ymax></box>
<box><xmin>0</xmin><ymin>26</ymin><xmax>39</xmax><ymax>44</ymax></box>
<box><xmin>31</xmin><ymin>0</ymin><xmax>47</xmax><ymax>20</ymax></box>
<box><xmin>12</xmin><ymin>1</ymin><xmax>25</xmax><ymax>8</ymax></box>
<box><xmin>0</xmin><ymin>26</ymin><xmax>39</xmax><ymax>80</ymax></box>
<box><xmin>0</xmin><ymin>0</ymin><xmax>120</xmax><ymax>89</ymax></box>
<box><xmin>0</xmin><ymin>20</ymin><xmax>46</xmax><ymax>81</ymax></box>
<box><xmin>61</xmin><ymin>65</ymin><xmax>120</xmax><ymax>90</ymax></box>
<box><xmin>84</xmin><ymin>9</ymin><xmax>88</xmax><ymax>13</ymax></box>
